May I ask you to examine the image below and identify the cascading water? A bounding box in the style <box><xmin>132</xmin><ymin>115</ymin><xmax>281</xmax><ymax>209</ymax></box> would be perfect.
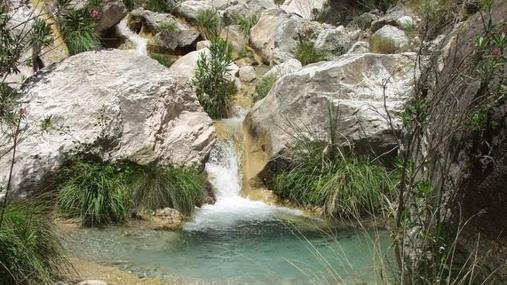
<box><xmin>184</xmin><ymin>114</ymin><xmax>303</xmax><ymax>231</ymax></box>
<box><xmin>116</xmin><ymin>18</ymin><xmax>148</xmax><ymax>55</ymax></box>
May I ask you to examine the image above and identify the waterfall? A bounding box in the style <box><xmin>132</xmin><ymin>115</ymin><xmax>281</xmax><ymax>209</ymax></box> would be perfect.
<box><xmin>117</xmin><ymin>18</ymin><xmax>147</xmax><ymax>56</ymax></box>
<box><xmin>184</xmin><ymin>115</ymin><xmax>303</xmax><ymax>231</ymax></box>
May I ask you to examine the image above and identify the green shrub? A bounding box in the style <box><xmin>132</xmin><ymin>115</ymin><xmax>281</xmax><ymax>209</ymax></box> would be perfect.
<box><xmin>57</xmin><ymin>159</ymin><xmax>131</xmax><ymax>226</ymax></box>
<box><xmin>59</xmin><ymin>8</ymin><xmax>101</xmax><ymax>55</ymax></box>
<box><xmin>254</xmin><ymin>74</ymin><xmax>278</xmax><ymax>101</ymax></box>
<box><xmin>193</xmin><ymin>37</ymin><xmax>236</xmax><ymax>119</ymax></box>
<box><xmin>233</xmin><ymin>13</ymin><xmax>259</xmax><ymax>35</ymax></box>
<box><xmin>369</xmin><ymin>35</ymin><xmax>397</xmax><ymax>54</ymax></box>
<box><xmin>130</xmin><ymin>164</ymin><xmax>205</xmax><ymax>215</ymax></box>
<box><xmin>57</xmin><ymin>157</ymin><xmax>206</xmax><ymax>225</ymax></box>
<box><xmin>195</xmin><ymin>9</ymin><xmax>221</xmax><ymax>40</ymax></box>
<box><xmin>0</xmin><ymin>83</ymin><xmax>18</xmax><ymax>124</ymax></box>
<box><xmin>295</xmin><ymin>39</ymin><xmax>326</xmax><ymax>65</ymax></box>
<box><xmin>270</xmin><ymin>142</ymin><xmax>397</xmax><ymax>218</ymax></box>
<box><xmin>0</xmin><ymin>202</ymin><xmax>69</xmax><ymax>285</ymax></box>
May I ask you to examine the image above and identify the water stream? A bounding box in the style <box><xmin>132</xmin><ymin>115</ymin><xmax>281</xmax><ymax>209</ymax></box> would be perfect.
<box><xmin>64</xmin><ymin>31</ymin><xmax>392</xmax><ymax>284</ymax></box>
<box><xmin>117</xmin><ymin>18</ymin><xmax>148</xmax><ymax>55</ymax></box>
<box><xmin>65</xmin><ymin>112</ymin><xmax>392</xmax><ymax>284</ymax></box>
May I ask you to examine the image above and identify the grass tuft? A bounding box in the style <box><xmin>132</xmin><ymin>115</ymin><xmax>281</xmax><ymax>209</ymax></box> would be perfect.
<box><xmin>369</xmin><ymin>35</ymin><xmax>397</xmax><ymax>54</ymax></box>
<box><xmin>0</xmin><ymin>202</ymin><xmax>69</xmax><ymax>285</ymax></box>
<box><xmin>233</xmin><ymin>13</ymin><xmax>259</xmax><ymax>35</ymax></box>
<box><xmin>130</xmin><ymin>164</ymin><xmax>205</xmax><ymax>215</ymax></box>
<box><xmin>295</xmin><ymin>39</ymin><xmax>327</xmax><ymax>66</ymax></box>
<box><xmin>254</xmin><ymin>74</ymin><xmax>278</xmax><ymax>101</ymax></box>
<box><xmin>195</xmin><ymin>9</ymin><xmax>221</xmax><ymax>40</ymax></box>
<box><xmin>57</xmin><ymin>158</ymin><xmax>131</xmax><ymax>226</ymax></box>
<box><xmin>59</xmin><ymin>8</ymin><xmax>101</xmax><ymax>55</ymax></box>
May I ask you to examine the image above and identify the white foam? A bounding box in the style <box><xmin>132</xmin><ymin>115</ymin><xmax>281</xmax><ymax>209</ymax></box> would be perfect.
<box><xmin>116</xmin><ymin>18</ymin><xmax>148</xmax><ymax>56</ymax></box>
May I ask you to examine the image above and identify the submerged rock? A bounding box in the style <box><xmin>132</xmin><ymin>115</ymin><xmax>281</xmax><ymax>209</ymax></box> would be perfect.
<box><xmin>137</xmin><ymin>208</ymin><xmax>185</xmax><ymax>231</ymax></box>
<box><xmin>0</xmin><ymin>50</ymin><xmax>215</xmax><ymax>197</ymax></box>
<box><xmin>244</xmin><ymin>52</ymin><xmax>416</xmax><ymax>181</ymax></box>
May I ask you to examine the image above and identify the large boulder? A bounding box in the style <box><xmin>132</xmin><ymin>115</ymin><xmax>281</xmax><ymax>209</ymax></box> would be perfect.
<box><xmin>95</xmin><ymin>0</ymin><xmax>128</xmax><ymax>33</ymax></box>
<box><xmin>314</xmin><ymin>25</ymin><xmax>352</xmax><ymax>56</ymax></box>
<box><xmin>244</xmin><ymin>52</ymin><xmax>416</xmax><ymax>182</ymax></box>
<box><xmin>250</xmin><ymin>9</ymin><xmax>309</xmax><ymax>64</ymax></box>
<box><xmin>281</xmin><ymin>0</ymin><xmax>327</xmax><ymax>20</ymax></box>
<box><xmin>129</xmin><ymin>8</ymin><xmax>200</xmax><ymax>53</ymax></box>
<box><xmin>372</xmin><ymin>25</ymin><xmax>409</xmax><ymax>52</ymax></box>
<box><xmin>0</xmin><ymin>50</ymin><xmax>215</xmax><ymax>197</ymax></box>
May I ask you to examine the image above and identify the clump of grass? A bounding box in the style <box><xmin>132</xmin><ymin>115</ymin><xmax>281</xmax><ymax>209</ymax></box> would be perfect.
<box><xmin>58</xmin><ymin>7</ymin><xmax>101</xmax><ymax>55</ymax></box>
<box><xmin>270</xmin><ymin>143</ymin><xmax>397</xmax><ymax>218</ymax></box>
<box><xmin>295</xmin><ymin>39</ymin><xmax>326</xmax><ymax>65</ymax></box>
<box><xmin>233</xmin><ymin>13</ymin><xmax>259</xmax><ymax>35</ymax></box>
<box><xmin>369</xmin><ymin>35</ymin><xmax>397</xmax><ymax>54</ymax></box>
<box><xmin>193</xmin><ymin>37</ymin><xmax>236</xmax><ymax>119</ymax></box>
<box><xmin>130</xmin><ymin>164</ymin><xmax>205</xmax><ymax>215</ymax></box>
<box><xmin>123</xmin><ymin>0</ymin><xmax>135</xmax><ymax>10</ymax></box>
<box><xmin>0</xmin><ymin>202</ymin><xmax>69</xmax><ymax>285</ymax></box>
<box><xmin>57</xmin><ymin>156</ymin><xmax>207</xmax><ymax>225</ymax></box>
<box><xmin>0</xmin><ymin>83</ymin><xmax>18</xmax><ymax>125</ymax></box>
<box><xmin>149</xmin><ymin>52</ymin><xmax>177</xmax><ymax>67</ymax></box>
<box><xmin>57</xmin><ymin>158</ymin><xmax>131</xmax><ymax>226</ymax></box>
<box><xmin>195</xmin><ymin>9</ymin><xmax>221</xmax><ymax>40</ymax></box>
<box><xmin>254</xmin><ymin>74</ymin><xmax>278</xmax><ymax>101</ymax></box>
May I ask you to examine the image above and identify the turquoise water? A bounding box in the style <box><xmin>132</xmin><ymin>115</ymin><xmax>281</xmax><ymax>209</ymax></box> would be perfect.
<box><xmin>64</xmin><ymin>220</ymin><xmax>393</xmax><ymax>285</ymax></box>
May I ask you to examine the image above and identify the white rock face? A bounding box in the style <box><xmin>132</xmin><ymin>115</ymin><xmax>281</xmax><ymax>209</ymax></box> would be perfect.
<box><xmin>314</xmin><ymin>26</ymin><xmax>351</xmax><ymax>55</ymax></box>
<box><xmin>250</xmin><ymin>9</ymin><xmax>303</xmax><ymax>64</ymax></box>
<box><xmin>262</xmin><ymin>58</ymin><xmax>303</xmax><ymax>80</ymax></box>
<box><xmin>347</xmin><ymin>41</ymin><xmax>370</xmax><ymax>54</ymax></box>
<box><xmin>176</xmin><ymin>0</ymin><xmax>213</xmax><ymax>21</ymax></box>
<box><xmin>129</xmin><ymin>8</ymin><xmax>200</xmax><ymax>51</ymax></box>
<box><xmin>244</xmin><ymin>53</ymin><xmax>416</xmax><ymax>177</ymax></box>
<box><xmin>239</xmin><ymin>66</ymin><xmax>257</xmax><ymax>82</ymax></box>
<box><xmin>0</xmin><ymin>50</ymin><xmax>215</xmax><ymax>196</ymax></box>
<box><xmin>281</xmin><ymin>0</ymin><xmax>327</xmax><ymax>20</ymax></box>
<box><xmin>373</xmin><ymin>25</ymin><xmax>409</xmax><ymax>51</ymax></box>
<box><xmin>96</xmin><ymin>0</ymin><xmax>127</xmax><ymax>33</ymax></box>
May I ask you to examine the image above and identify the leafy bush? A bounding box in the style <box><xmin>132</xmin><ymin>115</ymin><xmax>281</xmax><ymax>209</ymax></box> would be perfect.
<box><xmin>369</xmin><ymin>35</ymin><xmax>397</xmax><ymax>54</ymax></box>
<box><xmin>295</xmin><ymin>39</ymin><xmax>326</xmax><ymax>65</ymax></box>
<box><xmin>254</xmin><ymin>74</ymin><xmax>278</xmax><ymax>101</ymax></box>
<box><xmin>57</xmin><ymin>156</ymin><xmax>207</xmax><ymax>225</ymax></box>
<box><xmin>193</xmin><ymin>38</ymin><xmax>236</xmax><ymax>119</ymax></box>
<box><xmin>195</xmin><ymin>9</ymin><xmax>221</xmax><ymax>40</ymax></box>
<box><xmin>57</xmin><ymin>158</ymin><xmax>131</xmax><ymax>226</ymax></box>
<box><xmin>233</xmin><ymin>13</ymin><xmax>259</xmax><ymax>35</ymax></box>
<box><xmin>58</xmin><ymin>7</ymin><xmax>101</xmax><ymax>55</ymax></box>
<box><xmin>130</xmin><ymin>164</ymin><xmax>205</xmax><ymax>215</ymax></box>
<box><xmin>0</xmin><ymin>84</ymin><xmax>18</xmax><ymax>124</ymax></box>
<box><xmin>270</xmin><ymin>143</ymin><xmax>397</xmax><ymax>218</ymax></box>
<box><xmin>0</xmin><ymin>202</ymin><xmax>69</xmax><ymax>285</ymax></box>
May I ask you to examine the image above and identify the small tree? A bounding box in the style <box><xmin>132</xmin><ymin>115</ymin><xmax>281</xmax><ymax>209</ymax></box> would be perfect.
<box><xmin>193</xmin><ymin>38</ymin><xmax>236</xmax><ymax>119</ymax></box>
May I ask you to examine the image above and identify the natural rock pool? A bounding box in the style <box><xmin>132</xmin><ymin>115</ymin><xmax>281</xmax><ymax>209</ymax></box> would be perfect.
<box><xmin>64</xmin><ymin>220</ymin><xmax>392</xmax><ymax>285</ymax></box>
<box><xmin>62</xmin><ymin>114</ymin><xmax>393</xmax><ymax>285</ymax></box>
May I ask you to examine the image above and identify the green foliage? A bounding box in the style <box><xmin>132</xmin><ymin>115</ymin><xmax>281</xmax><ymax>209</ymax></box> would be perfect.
<box><xmin>130</xmin><ymin>164</ymin><xmax>205</xmax><ymax>215</ymax></box>
<box><xmin>233</xmin><ymin>13</ymin><xmax>259</xmax><ymax>35</ymax></box>
<box><xmin>58</xmin><ymin>8</ymin><xmax>101</xmax><ymax>55</ymax></box>
<box><xmin>123</xmin><ymin>0</ymin><xmax>135</xmax><ymax>10</ymax></box>
<box><xmin>159</xmin><ymin>20</ymin><xmax>178</xmax><ymax>33</ymax></box>
<box><xmin>410</xmin><ymin>0</ymin><xmax>456</xmax><ymax>40</ymax></box>
<box><xmin>150</xmin><ymin>52</ymin><xmax>177</xmax><ymax>67</ymax></box>
<box><xmin>254</xmin><ymin>74</ymin><xmax>278</xmax><ymax>101</ymax></box>
<box><xmin>0</xmin><ymin>84</ymin><xmax>18</xmax><ymax>124</ymax></box>
<box><xmin>193</xmin><ymin>37</ymin><xmax>236</xmax><ymax>119</ymax></box>
<box><xmin>57</xmin><ymin>158</ymin><xmax>131</xmax><ymax>226</ymax></box>
<box><xmin>369</xmin><ymin>35</ymin><xmax>397</xmax><ymax>54</ymax></box>
<box><xmin>270</xmin><ymin>144</ymin><xmax>397</xmax><ymax>218</ymax></box>
<box><xmin>295</xmin><ymin>39</ymin><xmax>326</xmax><ymax>65</ymax></box>
<box><xmin>57</xmin><ymin>156</ymin><xmax>206</xmax><ymax>225</ymax></box>
<box><xmin>273</xmin><ymin>0</ymin><xmax>284</xmax><ymax>6</ymax></box>
<box><xmin>0</xmin><ymin>202</ymin><xmax>69</xmax><ymax>285</ymax></box>
<box><xmin>195</xmin><ymin>9</ymin><xmax>221</xmax><ymax>40</ymax></box>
